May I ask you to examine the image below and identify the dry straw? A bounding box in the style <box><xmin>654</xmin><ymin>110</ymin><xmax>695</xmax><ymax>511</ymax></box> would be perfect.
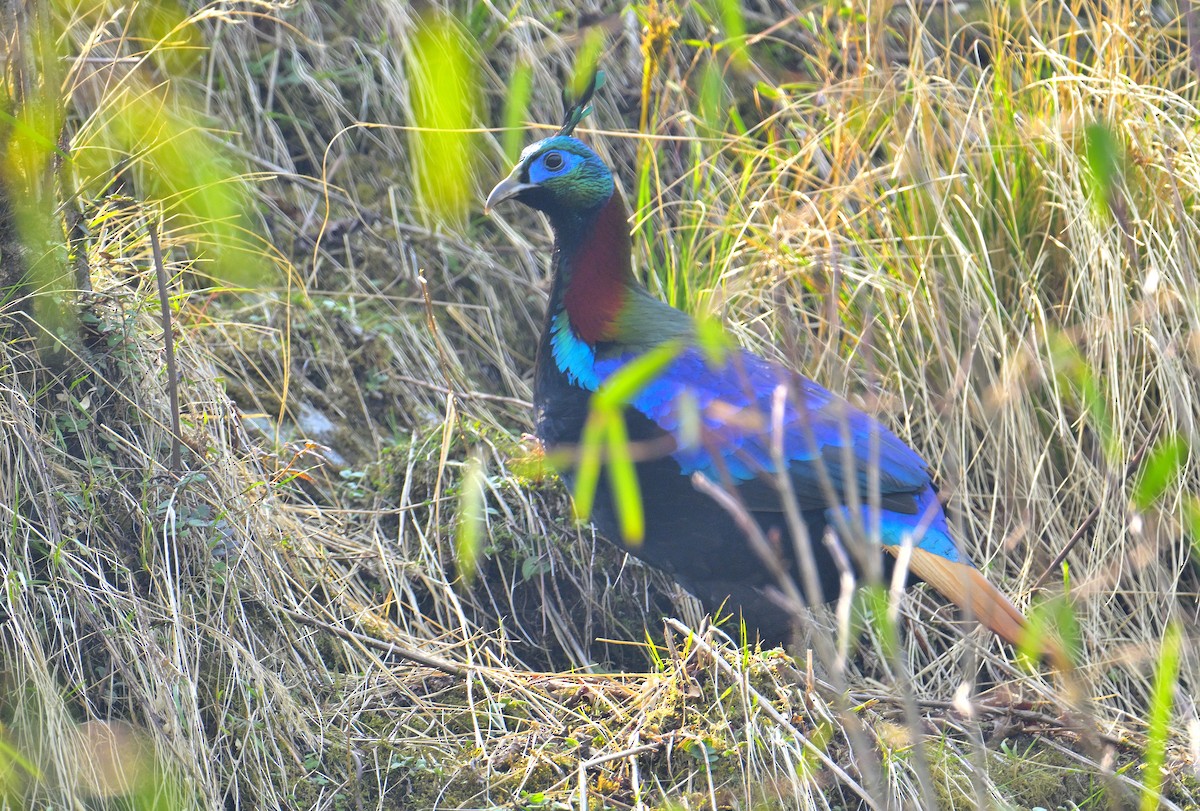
<box><xmin>0</xmin><ymin>0</ymin><xmax>1196</xmax><ymax>807</ymax></box>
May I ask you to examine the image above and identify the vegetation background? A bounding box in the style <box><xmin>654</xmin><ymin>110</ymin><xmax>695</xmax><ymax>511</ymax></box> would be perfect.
<box><xmin>0</xmin><ymin>0</ymin><xmax>1197</xmax><ymax>807</ymax></box>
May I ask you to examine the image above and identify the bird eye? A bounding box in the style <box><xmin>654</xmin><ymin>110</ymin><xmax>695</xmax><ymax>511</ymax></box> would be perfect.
<box><xmin>542</xmin><ymin>151</ymin><xmax>565</xmax><ymax>171</ymax></box>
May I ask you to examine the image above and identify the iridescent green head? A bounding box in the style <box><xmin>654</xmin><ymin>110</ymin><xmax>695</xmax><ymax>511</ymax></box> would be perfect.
<box><xmin>485</xmin><ymin>70</ymin><xmax>614</xmax><ymax>226</ymax></box>
<box><xmin>484</xmin><ymin>136</ymin><xmax>614</xmax><ymax>220</ymax></box>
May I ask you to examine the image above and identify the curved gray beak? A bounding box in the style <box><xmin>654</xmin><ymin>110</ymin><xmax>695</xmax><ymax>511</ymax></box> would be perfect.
<box><xmin>484</xmin><ymin>169</ymin><xmax>534</xmax><ymax>215</ymax></box>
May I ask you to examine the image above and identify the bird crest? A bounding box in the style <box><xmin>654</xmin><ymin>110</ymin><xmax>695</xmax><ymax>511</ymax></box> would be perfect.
<box><xmin>558</xmin><ymin>69</ymin><xmax>605</xmax><ymax>137</ymax></box>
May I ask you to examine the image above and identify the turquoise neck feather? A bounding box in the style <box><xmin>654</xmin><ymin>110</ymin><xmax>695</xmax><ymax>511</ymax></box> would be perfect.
<box><xmin>550</xmin><ymin>311</ymin><xmax>601</xmax><ymax>390</ymax></box>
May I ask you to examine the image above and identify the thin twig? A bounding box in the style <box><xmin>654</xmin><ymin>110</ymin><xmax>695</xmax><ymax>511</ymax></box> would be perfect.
<box><xmin>147</xmin><ymin>221</ymin><xmax>181</xmax><ymax>474</ymax></box>
<box><xmin>580</xmin><ymin>742</ymin><xmax>661</xmax><ymax>770</ymax></box>
<box><xmin>577</xmin><ymin>742</ymin><xmax>662</xmax><ymax>811</ymax></box>
<box><xmin>1188</xmin><ymin>0</ymin><xmax>1200</xmax><ymax>81</ymax></box>
<box><xmin>278</xmin><ymin>605</ymin><xmax>469</xmax><ymax>678</ymax></box>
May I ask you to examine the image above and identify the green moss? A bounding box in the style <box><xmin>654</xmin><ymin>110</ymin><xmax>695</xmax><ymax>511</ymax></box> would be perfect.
<box><xmin>929</xmin><ymin>734</ymin><xmax>1112</xmax><ymax>809</ymax></box>
<box><xmin>989</xmin><ymin>736</ymin><xmax>1111</xmax><ymax>808</ymax></box>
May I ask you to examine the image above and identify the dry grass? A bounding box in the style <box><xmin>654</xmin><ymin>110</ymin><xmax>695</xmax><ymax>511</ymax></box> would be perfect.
<box><xmin>0</xmin><ymin>0</ymin><xmax>1198</xmax><ymax>808</ymax></box>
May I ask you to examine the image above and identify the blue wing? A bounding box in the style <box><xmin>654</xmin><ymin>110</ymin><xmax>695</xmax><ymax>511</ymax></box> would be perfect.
<box><xmin>609</xmin><ymin>347</ymin><xmax>928</xmax><ymax>490</ymax></box>
<box><xmin>588</xmin><ymin>342</ymin><xmax>963</xmax><ymax>563</ymax></box>
<box><xmin>550</xmin><ymin>309</ymin><xmax>964</xmax><ymax>562</ymax></box>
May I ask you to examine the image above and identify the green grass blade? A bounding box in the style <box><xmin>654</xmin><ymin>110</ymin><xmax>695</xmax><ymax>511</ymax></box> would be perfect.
<box><xmin>572</xmin><ymin>410</ymin><xmax>607</xmax><ymax>522</ymax></box>
<box><xmin>454</xmin><ymin>452</ymin><xmax>487</xmax><ymax>584</ymax></box>
<box><xmin>503</xmin><ymin>63</ymin><xmax>534</xmax><ymax>162</ymax></box>
<box><xmin>1141</xmin><ymin>621</ymin><xmax>1181</xmax><ymax>811</ymax></box>
<box><xmin>1133</xmin><ymin>435</ymin><xmax>1189</xmax><ymax>510</ymax></box>
<box><xmin>592</xmin><ymin>341</ymin><xmax>683</xmax><ymax>411</ymax></box>
<box><xmin>605</xmin><ymin>412</ymin><xmax>644</xmax><ymax>543</ymax></box>
<box><xmin>407</xmin><ymin>13</ymin><xmax>478</xmax><ymax>226</ymax></box>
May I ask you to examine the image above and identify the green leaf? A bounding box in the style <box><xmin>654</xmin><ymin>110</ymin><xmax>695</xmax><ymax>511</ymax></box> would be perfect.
<box><xmin>573</xmin><ymin>342</ymin><xmax>682</xmax><ymax>541</ymax></box>
<box><xmin>727</xmin><ymin>103</ymin><xmax>748</xmax><ymax>136</ymax></box>
<box><xmin>1133</xmin><ymin>435</ymin><xmax>1189</xmax><ymax>510</ymax></box>
<box><xmin>861</xmin><ymin>584</ymin><xmax>897</xmax><ymax>661</ymax></box>
<box><xmin>694</xmin><ymin>316</ymin><xmax>731</xmax><ymax>366</ymax></box>
<box><xmin>637</xmin><ymin>150</ymin><xmax>654</xmax><ymax>227</ymax></box>
<box><xmin>1022</xmin><ymin>595</ymin><xmax>1079</xmax><ymax>669</ymax></box>
<box><xmin>682</xmin><ymin>737</ymin><xmax>719</xmax><ymax>764</ymax></box>
<box><xmin>1049</xmin><ymin>332</ymin><xmax>1119</xmax><ymax>463</ymax></box>
<box><xmin>569</xmin><ymin>29</ymin><xmax>606</xmax><ymax>107</ymax></box>
<box><xmin>1185</xmin><ymin>497</ymin><xmax>1200</xmax><ymax>562</ymax></box>
<box><xmin>0</xmin><ymin>735</ymin><xmax>43</xmax><ymax>781</ymax></box>
<box><xmin>0</xmin><ymin>105</ymin><xmax>68</xmax><ymax>160</ymax></box>
<box><xmin>674</xmin><ymin>389</ymin><xmax>702</xmax><ymax>450</ymax></box>
<box><xmin>697</xmin><ymin>60</ymin><xmax>725</xmax><ymax>133</ymax></box>
<box><xmin>755</xmin><ymin>81</ymin><xmax>781</xmax><ymax>100</ymax></box>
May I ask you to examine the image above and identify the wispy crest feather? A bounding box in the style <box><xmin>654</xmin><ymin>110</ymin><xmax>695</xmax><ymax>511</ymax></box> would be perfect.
<box><xmin>558</xmin><ymin>69</ymin><xmax>605</xmax><ymax>137</ymax></box>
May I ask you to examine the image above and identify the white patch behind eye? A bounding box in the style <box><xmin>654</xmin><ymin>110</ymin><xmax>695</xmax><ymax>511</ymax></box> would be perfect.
<box><xmin>519</xmin><ymin>141</ymin><xmax>545</xmax><ymax>162</ymax></box>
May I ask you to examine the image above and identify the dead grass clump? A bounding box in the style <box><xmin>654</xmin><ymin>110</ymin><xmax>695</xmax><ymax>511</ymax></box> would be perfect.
<box><xmin>0</xmin><ymin>241</ymin><xmax>329</xmax><ymax>806</ymax></box>
<box><xmin>2</xmin><ymin>0</ymin><xmax>1199</xmax><ymax>808</ymax></box>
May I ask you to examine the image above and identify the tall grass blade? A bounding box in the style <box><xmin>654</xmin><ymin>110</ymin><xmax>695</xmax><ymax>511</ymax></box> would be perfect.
<box><xmin>407</xmin><ymin>14</ymin><xmax>478</xmax><ymax>227</ymax></box>
<box><xmin>1142</xmin><ymin>622</ymin><xmax>1181</xmax><ymax>811</ymax></box>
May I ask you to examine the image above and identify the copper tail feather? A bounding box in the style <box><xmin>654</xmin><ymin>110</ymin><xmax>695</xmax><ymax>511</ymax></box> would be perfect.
<box><xmin>892</xmin><ymin>547</ymin><xmax>1069</xmax><ymax>668</ymax></box>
